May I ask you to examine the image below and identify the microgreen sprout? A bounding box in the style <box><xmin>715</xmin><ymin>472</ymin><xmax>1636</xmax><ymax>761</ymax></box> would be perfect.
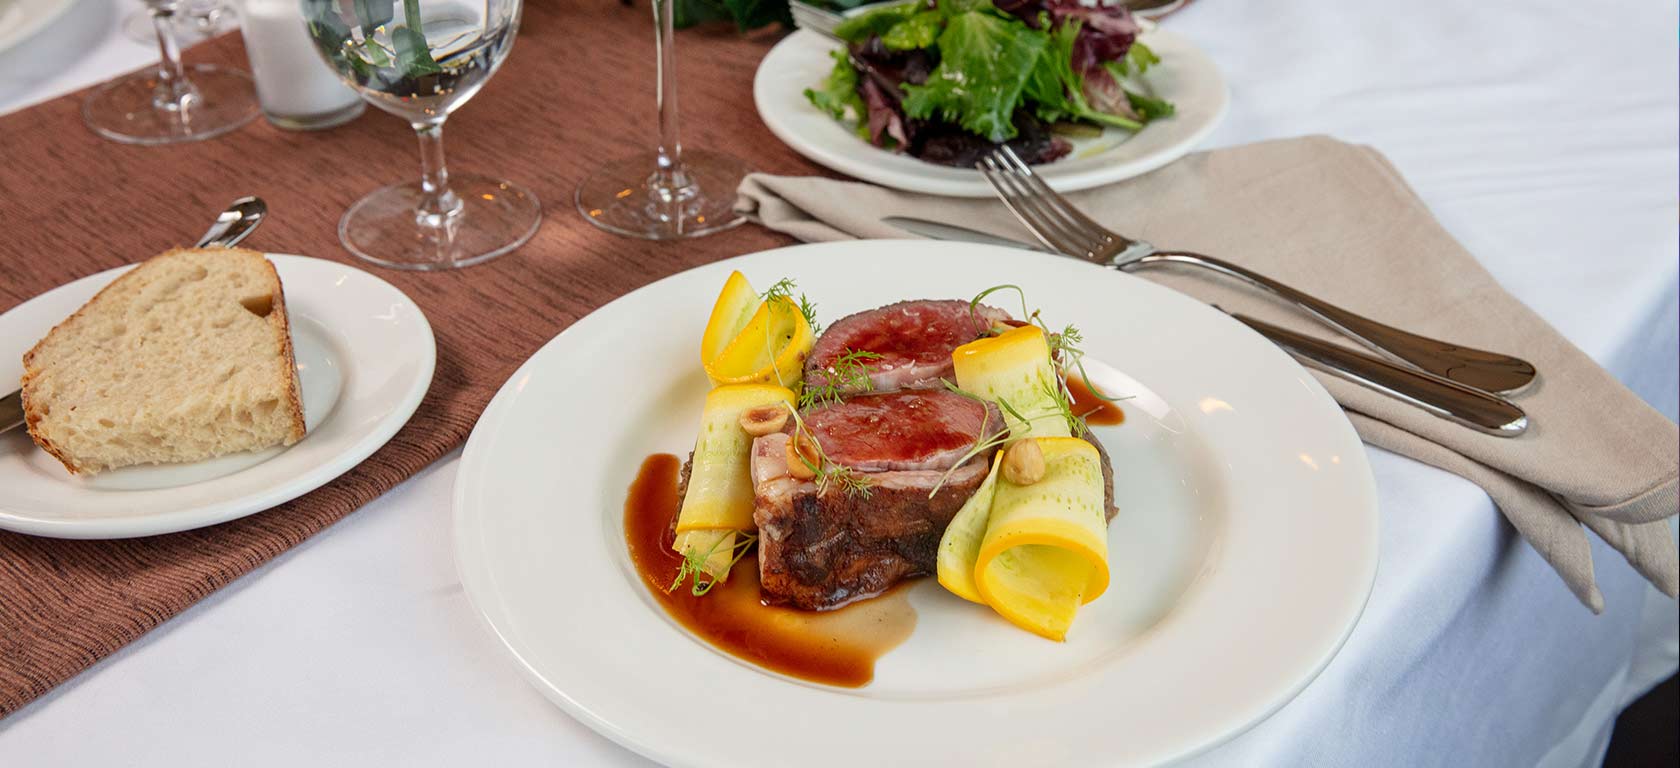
<box><xmin>668</xmin><ymin>530</ymin><xmax>757</xmax><ymax>597</ymax></box>
<box><xmin>782</xmin><ymin>402</ymin><xmax>874</xmax><ymax>499</ymax></box>
<box><xmin>798</xmin><ymin>349</ymin><xmax>881</xmax><ymax>410</ymax></box>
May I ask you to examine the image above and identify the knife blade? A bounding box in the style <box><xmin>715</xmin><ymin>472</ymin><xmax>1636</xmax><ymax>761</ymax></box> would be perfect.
<box><xmin>1233</xmin><ymin>313</ymin><xmax>1528</xmax><ymax>437</ymax></box>
<box><xmin>884</xmin><ymin>215</ymin><xmax>1529</xmax><ymax>436</ymax></box>
<box><xmin>1</xmin><ymin>389</ymin><xmax>22</xmax><ymax>434</ymax></box>
<box><xmin>883</xmin><ymin>216</ymin><xmax>1047</xmax><ymax>252</ymax></box>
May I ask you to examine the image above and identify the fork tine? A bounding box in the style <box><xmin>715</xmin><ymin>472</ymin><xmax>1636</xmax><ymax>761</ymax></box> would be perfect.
<box><xmin>1002</xmin><ymin>166</ymin><xmax>1106</xmax><ymax>256</ymax></box>
<box><xmin>978</xmin><ymin>157</ymin><xmax>1068</xmax><ymax>252</ymax></box>
<box><xmin>995</xmin><ymin>146</ymin><xmax>1118</xmax><ymax>250</ymax></box>
<box><xmin>978</xmin><ymin>156</ymin><xmax>1091</xmax><ymax>256</ymax></box>
<box><xmin>984</xmin><ymin>149</ymin><xmax>1106</xmax><ymax>256</ymax></box>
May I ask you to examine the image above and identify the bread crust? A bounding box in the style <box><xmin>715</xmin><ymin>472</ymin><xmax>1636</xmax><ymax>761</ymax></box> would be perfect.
<box><xmin>19</xmin><ymin>247</ymin><xmax>308</xmax><ymax>474</ymax></box>
<box><xmin>20</xmin><ymin>254</ymin><xmax>153</xmax><ymax>475</ymax></box>
<box><xmin>257</xmin><ymin>254</ymin><xmax>308</xmax><ymax>444</ymax></box>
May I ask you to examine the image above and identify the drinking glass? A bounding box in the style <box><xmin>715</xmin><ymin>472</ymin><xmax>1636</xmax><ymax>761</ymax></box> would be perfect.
<box><xmin>84</xmin><ymin>0</ymin><xmax>259</xmax><ymax>144</ymax></box>
<box><xmin>122</xmin><ymin>0</ymin><xmax>238</xmax><ymax>47</ymax></box>
<box><xmin>303</xmin><ymin>0</ymin><xmax>540</xmax><ymax>270</ymax></box>
<box><xmin>575</xmin><ymin>0</ymin><xmax>750</xmax><ymax>240</ymax></box>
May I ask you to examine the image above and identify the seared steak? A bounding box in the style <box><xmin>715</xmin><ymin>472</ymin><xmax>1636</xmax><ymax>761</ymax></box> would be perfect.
<box><xmin>752</xmin><ymin>389</ymin><xmax>1005</xmax><ymax>609</ymax></box>
<box><xmin>801</xmin><ymin>391</ymin><xmax>1000</xmax><ymax>472</ymax></box>
<box><xmin>805</xmin><ymin>300</ymin><xmax>1010</xmax><ymax>394</ymax></box>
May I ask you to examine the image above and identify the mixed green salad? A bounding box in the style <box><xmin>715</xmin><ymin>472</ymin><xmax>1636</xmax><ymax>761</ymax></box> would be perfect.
<box><xmin>804</xmin><ymin>0</ymin><xmax>1174</xmax><ymax>166</ymax></box>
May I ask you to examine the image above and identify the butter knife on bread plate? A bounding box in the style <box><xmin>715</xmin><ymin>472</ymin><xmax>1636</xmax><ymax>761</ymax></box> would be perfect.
<box><xmin>0</xmin><ymin>197</ymin><xmax>267</xmax><ymax>435</ymax></box>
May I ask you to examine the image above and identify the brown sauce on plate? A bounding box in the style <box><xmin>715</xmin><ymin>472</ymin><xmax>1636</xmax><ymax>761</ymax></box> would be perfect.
<box><xmin>624</xmin><ymin>454</ymin><xmax>916</xmax><ymax>688</ymax></box>
<box><xmin>1067</xmin><ymin>375</ymin><xmax>1125</xmax><ymax>426</ymax></box>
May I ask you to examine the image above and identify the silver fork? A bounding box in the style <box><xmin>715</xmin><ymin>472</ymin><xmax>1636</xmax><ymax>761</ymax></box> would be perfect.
<box><xmin>790</xmin><ymin>0</ymin><xmax>845</xmax><ymax>40</ymax></box>
<box><xmin>976</xmin><ymin>146</ymin><xmax>1538</xmax><ymax>395</ymax></box>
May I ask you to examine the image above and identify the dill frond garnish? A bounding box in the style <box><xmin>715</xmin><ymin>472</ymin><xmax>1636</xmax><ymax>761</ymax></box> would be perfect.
<box><xmin>967</xmin><ymin>284</ymin><xmax>1129</xmax><ymax>405</ymax></box>
<box><xmin>798</xmin><ymin>294</ymin><xmax>823</xmax><ymax>338</ymax></box>
<box><xmin>668</xmin><ymin>531</ymin><xmax>757</xmax><ymax>597</ymax></box>
<box><xmin>926</xmin><ymin>379</ymin><xmax>1100</xmax><ymax>498</ymax></box>
<box><xmin>798</xmin><ymin>348</ymin><xmax>882</xmax><ymax>410</ymax></box>
<box><xmin>819</xmin><ymin>464</ymin><xmax>875</xmax><ymax>499</ymax></box>
<box><xmin>761</xmin><ymin>277</ymin><xmax>822</xmax><ymax>337</ymax></box>
<box><xmin>1041</xmin><ymin>377</ymin><xmax>1087</xmax><ymax>437</ymax></box>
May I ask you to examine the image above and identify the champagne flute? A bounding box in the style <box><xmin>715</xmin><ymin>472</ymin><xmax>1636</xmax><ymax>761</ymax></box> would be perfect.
<box><xmin>84</xmin><ymin>0</ymin><xmax>259</xmax><ymax>144</ymax></box>
<box><xmin>303</xmin><ymin>0</ymin><xmax>540</xmax><ymax>270</ymax></box>
<box><xmin>575</xmin><ymin>0</ymin><xmax>750</xmax><ymax>240</ymax></box>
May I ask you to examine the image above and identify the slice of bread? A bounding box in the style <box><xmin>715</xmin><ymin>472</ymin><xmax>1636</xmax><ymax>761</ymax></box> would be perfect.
<box><xmin>20</xmin><ymin>247</ymin><xmax>306</xmax><ymax>475</ymax></box>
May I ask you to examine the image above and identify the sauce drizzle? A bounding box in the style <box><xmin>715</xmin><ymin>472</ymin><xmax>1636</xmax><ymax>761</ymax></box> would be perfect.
<box><xmin>624</xmin><ymin>454</ymin><xmax>916</xmax><ymax>687</ymax></box>
<box><xmin>1067</xmin><ymin>375</ymin><xmax>1126</xmax><ymax>426</ymax></box>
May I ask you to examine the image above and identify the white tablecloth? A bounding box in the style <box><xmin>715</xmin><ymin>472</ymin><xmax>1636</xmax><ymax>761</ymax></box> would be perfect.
<box><xmin>1</xmin><ymin>1</ymin><xmax>1675</xmax><ymax>765</ymax></box>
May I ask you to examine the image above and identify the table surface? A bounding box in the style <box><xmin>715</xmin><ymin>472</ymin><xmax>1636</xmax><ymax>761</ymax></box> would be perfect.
<box><xmin>1</xmin><ymin>1</ymin><xmax>1676</xmax><ymax>766</ymax></box>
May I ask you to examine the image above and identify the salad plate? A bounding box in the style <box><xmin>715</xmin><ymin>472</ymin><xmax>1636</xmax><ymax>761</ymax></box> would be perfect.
<box><xmin>754</xmin><ymin>26</ymin><xmax>1228</xmax><ymax>197</ymax></box>
<box><xmin>0</xmin><ymin>254</ymin><xmax>435</xmax><ymax>538</ymax></box>
<box><xmin>453</xmin><ymin>241</ymin><xmax>1378</xmax><ymax>767</ymax></box>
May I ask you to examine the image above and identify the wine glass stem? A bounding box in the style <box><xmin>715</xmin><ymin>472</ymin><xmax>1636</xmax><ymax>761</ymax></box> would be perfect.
<box><xmin>413</xmin><ymin>120</ymin><xmax>464</xmax><ymax>226</ymax></box>
<box><xmin>149</xmin><ymin>3</ymin><xmax>197</xmax><ymax>111</ymax></box>
<box><xmin>651</xmin><ymin>0</ymin><xmax>691</xmax><ymax>193</ymax></box>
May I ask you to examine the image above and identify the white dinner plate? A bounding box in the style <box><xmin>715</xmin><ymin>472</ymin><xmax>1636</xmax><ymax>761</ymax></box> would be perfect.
<box><xmin>0</xmin><ymin>0</ymin><xmax>76</xmax><ymax>57</ymax></box>
<box><xmin>0</xmin><ymin>254</ymin><xmax>435</xmax><ymax>539</ymax></box>
<box><xmin>454</xmin><ymin>241</ymin><xmax>1378</xmax><ymax>767</ymax></box>
<box><xmin>754</xmin><ymin>27</ymin><xmax>1229</xmax><ymax>197</ymax></box>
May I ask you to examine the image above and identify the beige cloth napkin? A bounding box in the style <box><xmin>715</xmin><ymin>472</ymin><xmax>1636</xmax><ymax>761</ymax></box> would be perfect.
<box><xmin>735</xmin><ymin>135</ymin><xmax>1679</xmax><ymax>612</ymax></box>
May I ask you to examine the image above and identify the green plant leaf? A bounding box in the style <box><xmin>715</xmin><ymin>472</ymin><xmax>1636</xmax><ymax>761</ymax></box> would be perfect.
<box><xmin>803</xmin><ymin>49</ymin><xmax>870</xmax><ymax>140</ymax></box>
<box><xmin>936</xmin><ymin>0</ymin><xmax>998</xmax><ymax>16</ymax></box>
<box><xmin>880</xmin><ymin>10</ymin><xmax>943</xmax><ymax>50</ymax></box>
<box><xmin>722</xmin><ymin>0</ymin><xmax>794</xmax><ymax>30</ymax></box>
<box><xmin>833</xmin><ymin>2</ymin><xmax>919</xmax><ymax>42</ymax></box>
<box><xmin>393</xmin><ymin>25</ymin><xmax>444</xmax><ymax>77</ymax></box>
<box><xmin>901</xmin><ymin>11</ymin><xmax>1049</xmax><ymax>142</ymax></box>
<box><xmin>352</xmin><ymin>0</ymin><xmax>393</xmax><ymax>31</ymax></box>
<box><xmin>1124</xmin><ymin>89</ymin><xmax>1175</xmax><ymax>120</ymax></box>
<box><xmin>1122</xmin><ymin>41</ymin><xmax>1160</xmax><ymax>77</ymax></box>
<box><xmin>672</xmin><ymin>0</ymin><xmax>791</xmax><ymax>30</ymax></box>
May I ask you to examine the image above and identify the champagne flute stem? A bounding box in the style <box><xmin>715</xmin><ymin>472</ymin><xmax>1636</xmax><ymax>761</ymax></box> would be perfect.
<box><xmin>650</xmin><ymin>0</ymin><xmax>691</xmax><ymax>193</ymax></box>
<box><xmin>149</xmin><ymin>3</ymin><xmax>196</xmax><ymax>111</ymax></box>
<box><xmin>413</xmin><ymin>120</ymin><xmax>464</xmax><ymax>225</ymax></box>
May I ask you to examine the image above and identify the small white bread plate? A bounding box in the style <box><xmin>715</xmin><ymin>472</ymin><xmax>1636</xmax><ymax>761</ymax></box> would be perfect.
<box><xmin>754</xmin><ymin>27</ymin><xmax>1229</xmax><ymax>197</ymax></box>
<box><xmin>453</xmin><ymin>241</ymin><xmax>1378</xmax><ymax>767</ymax></box>
<box><xmin>0</xmin><ymin>254</ymin><xmax>435</xmax><ymax>539</ymax></box>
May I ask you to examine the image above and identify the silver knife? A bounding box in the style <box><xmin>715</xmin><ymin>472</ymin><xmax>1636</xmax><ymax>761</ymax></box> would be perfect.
<box><xmin>1233</xmin><ymin>313</ymin><xmax>1527</xmax><ymax>436</ymax></box>
<box><xmin>0</xmin><ymin>391</ymin><xmax>20</xmax><ymax>434</ymax></box>
<box><xmin>882</xmin><ymin>217</ymin><xmax>1051</xmax><ymax>253</ymax></box>
<box><xmin>884</xmin><ymin>215</ymin><xmax>1529</xmax><ymax>437</ymax></box>
<box><xmin>0</xmin><ymin>198</ymin><xmax>267</xmax><ymax>436</ymax></box>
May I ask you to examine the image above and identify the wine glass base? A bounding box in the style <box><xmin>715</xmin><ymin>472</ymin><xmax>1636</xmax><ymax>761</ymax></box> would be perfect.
<box><xmin>83</xmin><ymin>64</ymin><xmax>258</xmax><ymax>145</ymax></box>
<box><xmin>339</xmin><ymin>174</ymin><xmax>542</xmax><ymax>271</ymax></box>
<box><xmin>575</xmin><ymin>149</ymin><xmax>751</xmax><ymax>240</ymax></box>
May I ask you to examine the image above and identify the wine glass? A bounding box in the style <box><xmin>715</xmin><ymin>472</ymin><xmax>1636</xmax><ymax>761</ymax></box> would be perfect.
<box><xmin>122</xmin><ymin>0</ymin><xmax>238</xmax><ymax>47</ymax></box>
<box><xmin>575</xmin><ymin>0</ymin><xmax>750</xmax><ymax>240</ymax></box>
<box><xmin>84</xmin><ymin>0</ymin><xmax>259</xmax><ymax>144</ymax></box>
<box><xmin>303</xmin><ymin>0</ymin><xmax>540</xmax><ymax>270</ymax></box>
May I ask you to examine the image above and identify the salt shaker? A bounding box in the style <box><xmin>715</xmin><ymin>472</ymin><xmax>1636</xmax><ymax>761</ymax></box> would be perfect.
<box><xmin>234</xmin><ymin>0</ymin><xmax>364</xmax><ymax>130</ymax></box>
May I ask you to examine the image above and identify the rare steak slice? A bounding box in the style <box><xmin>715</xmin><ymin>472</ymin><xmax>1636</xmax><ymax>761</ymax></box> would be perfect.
<box><xmin>805</xmin><ymin>300</ymin><xmax>1010</xmax><ymax>394</ymax></box>
<box><xmin>751</xmin><ymin>389</ymin><xmax>1005</xmax><ymax>610</ymax></box>
<box><xmin>801</xmin><ymin>390</ymin><xmax>1000</xmax><ymax>472</ymax></box>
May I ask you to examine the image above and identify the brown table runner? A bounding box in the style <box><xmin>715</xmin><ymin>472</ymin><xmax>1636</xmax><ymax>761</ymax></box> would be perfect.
<box><xmin>0</xmin><ymin>2</ymin><xmax>827</xmax><ymax>717</ymax></box>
